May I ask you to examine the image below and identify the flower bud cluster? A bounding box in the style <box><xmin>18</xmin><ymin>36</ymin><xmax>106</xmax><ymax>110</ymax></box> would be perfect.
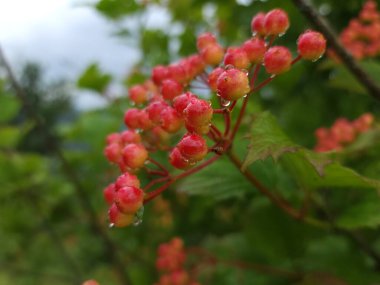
<box><xmin>155</xmin><ymin>238</ymin><xmax>200</xmax><ymax>285</ymax></box>
<box><xmin>314</xmin><ymin>113</ymin><xmax>374</xmax><ymax>152</ymax></box>
<box><xmin>104</xmin><ymin>173</ymin><xmax>144</xmax><ymax>227</ymax></box>
<box><xmin>333</xmin><ymin>0</ymin><xmax>380</xmax><ymax>59</ymax></box>
<box><xmin>102</xmin><ymin>8</ymin><xmax>326</xmax><ymax>227</ymax></box>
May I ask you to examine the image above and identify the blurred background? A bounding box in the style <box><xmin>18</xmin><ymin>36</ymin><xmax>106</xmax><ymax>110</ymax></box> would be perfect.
<box><xmin>1</xmin><ymin>0</ymin><xmax>380</xmax><ymax>284</ymax></box>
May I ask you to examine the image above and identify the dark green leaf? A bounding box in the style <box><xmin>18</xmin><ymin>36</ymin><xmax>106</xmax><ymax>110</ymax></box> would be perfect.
<box><xmin>0</xmin><ymin>94</ymin><xmax>20</xmax><ymax>122</ymax></box>
<box><xmin>177</xmin><ymin>156</ymin><xmax>251</xmax><ymax>200</ymax></box>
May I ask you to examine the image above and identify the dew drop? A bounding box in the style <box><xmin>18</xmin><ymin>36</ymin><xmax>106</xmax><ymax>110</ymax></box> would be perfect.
<box><xmin>312</xmin><ymin>55</ymin><xmax>323</xmax><ymax>62</ymax></box>
<box><xmin>252</xmin><ymin>31</ymin><xmax>257</xmax><ymax>37</ymax></box>
<box><xmin>241</xmin><ymin>69</ymin><xmax>249</xmax><ymax>76</ymax></box>
<box><xmin>243</xmin><ymin>94</ymin><xmax>248</xmax><ymax>98</ymax></box>
<box><xmin>133</xmin><ymin>207</ymin><xmax>144</xmax><ymax>227</ymax></box>
<box><xmin>278</xmin><ymin>32</ymin><xmax>286</xmax><ymax>37</ymax></box>
<box><xmin>136</xmin><ymin>129</ymin><xmax>142</xmax><ymax>134</ymax></box>
<box><xmin>133</xmin><ymin>217</ymin><xmax>143</xmax><ymax>226</ymax></box>
<box><xmin>216</xmin><ymin>92</ymin><xmax>221</xmax><ymax>97</ymax></box>
<box><xmin>221</xmin><ymin>98</ymin><xmax>231</xmax><ymax>107</ymax></box>
<box><xmin>109</xmin><ymin>223</ymin><xmax>115</xmax><ymax>228</ymax></box>
<box><xmin>270</xmin><ymin>74</ymin><xmax>276</xmax><ymax>79</ymax></box>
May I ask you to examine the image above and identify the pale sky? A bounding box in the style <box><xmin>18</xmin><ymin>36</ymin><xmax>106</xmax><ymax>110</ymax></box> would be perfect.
<box><xmin>0</xmin><ymin>0</ymin><xmax>142</xmax><ymax>109</ymax></box>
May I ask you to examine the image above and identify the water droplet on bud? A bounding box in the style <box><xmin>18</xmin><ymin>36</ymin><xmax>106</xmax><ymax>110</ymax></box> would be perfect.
<box><xmin>216</xmin><ymin>92</ymin><xmax>221</xmax><ymax>97</ymax></box>
<box><xmin>312</xmin><ymin>55</ymin><xmax>323</xmax><ymax>62</ymax></box>
<box><xmin>252</xmin><ymin>31</ymin><xmax>257</xmax><ymax>37</ymax></box>
<box><xmin>243</xmin><ymin>94</ymin><xmax>248</xmax><ymax>98</ymax></box>
<box><xmin>109</xmin><ymin>223</ymin><xmax>115</xmax><ymax>228</ymax></box>
<box><xmin>278</xmin><ymin>32</ymin><xmax>286</xmax><ymax>37</ymax></box>
<box><xmin>133</xmin><ymin>218</ymin><xmax>143</xmax><ymax>226</ymax></box>
<box><xmin>241</xmin><ymin>69</ymin><xmax>249</xmax><ymax>76</ymax></box>
<box><xmin>133</xmin><ymin>206</ymin><xmax>144</xmax><ymax>227</ymax></box>
<box><xmin>221</xmin><ymin>98</ymin><xmax>231</xmax><ymax>107</ymax></box>
<box><xmin>270</xmin><ymin>74</ymin><xmax>276</xmax><ymax>79</ymax></box>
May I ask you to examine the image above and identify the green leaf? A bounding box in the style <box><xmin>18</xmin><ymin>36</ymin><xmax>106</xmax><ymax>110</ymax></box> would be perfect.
<box><xmin>242</xmin><ymin>111</ymin><xmax>299</xmax><ymax>170</ymax></box>
<box><xmin>95</xmin><ymin>0</ymin><xmax>140</xmax><ymax>20</ymax></box>
<box><xmin>0</xmin><ymin>94</ymin><xmax>20</xmax><ymax>122</ymax></box>
<box><xmin>328</xmin><ymin>60</ymin><xmax>380</xmax><ymax>94</ymax></box>
<box><xmin>177</xmin><ymin>156</ymin><xmax>251</xmax><ymax>200</ymax></box>
<box><xmin>282</xmin><ymin>150</ymin><xmax>380</xmax><ymax>190</ymax></box>
<box><xmin>0</xmin><ymin>127</ymin><xmax>22</xmax><ymax>148</ymax></box>
<box><xmin>297</xmin><ymin>272</ymin><xmax>348</xmax><ymax>285</ymax></box>
<box><xmin>336</xmin><ymin>192</ymin><xmax>380</xmax><ymax>229</ymax></box>
<box><xmin>77</xmin><ymin>63</ymin><xmax>112</xmax><ymax>93</ymax></box>
<box><xmin>244</xmin><ymin>111</ymin><xmax>380</xmax><ymax>191</ymax></box>
<box><xmin>141</xmin><ymin>29</ymin><xmax>170</xmax><ymax>65</ymax></box>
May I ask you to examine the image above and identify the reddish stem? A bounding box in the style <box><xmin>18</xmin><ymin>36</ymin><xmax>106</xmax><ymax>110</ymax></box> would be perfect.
<box><xmin>266</xmin><ymin>35</ymin><xmax>277</xmax><ymax>48</ymax></box>
<box><xmin>230</xmin><ymin>96</ymin><xmax>249</xmax><ymax>141</ymax></box>
<box><xmin>227</xmin><ymin>151</ymin><xmax>305</xmax><ymax>220</ymax></box>
<box><xmin>250</xmin><ymin>64</ymin><xmax>261</xmax><ymax>89</ymax></box>
<box><xmin>291</xmin><ymin>55</ymin><xmax>302</xmax><ymax>65</ymax></box>
<box><xmin>143</xmin><ymin>155</ymin><xmax>221</xmax><ymax>203</ymax></box>
<box><xmin>224</xmin><ymin>110</ymin><xmax>231</xmax><ymax>137</ymax></box>
<box><xmin>143</xmin><ymin>176</ymin><xmax>171</xmax><ymax>192</ymax></box>
<box><xmin>186</xmin><ymin>247</ymin><xmax>302</xmax><ymax>279</ymax></box>
<box><xmin>144</xmin><ymin>168</ymin><xmax>168</xmax><ymax>177</ymax></box>
<box><xmin>210</xmin><ymin>124</ymin><xmax>222</xmax><ymax>139</ymax></box>
<box><xmin>148</xmin><ymin>158</ymin><xmax>169</xmax><ymax>174</ymax></box>
<box><xmin>252</xmin><ymin>55</ymin><xmax>302</xmax><ymax>93</ymax></box>
<box><xmin>228</xmin><ymin>100</ymin><xmax>237</xmax><ymax>112</ymax></box>
<box><xmin>229</xmin><ymin>64</ymin><xmax>262</xmax><ymax>141</ymax></box>
<box><xmin>213</xmin><ymin>108</ymin><xmax>225</xmax><ymax>114</ymax></box>
<box><xmin>252</xmin><ymin>76</ymin><xmax>275</xmax><ymax>92</ymax></box>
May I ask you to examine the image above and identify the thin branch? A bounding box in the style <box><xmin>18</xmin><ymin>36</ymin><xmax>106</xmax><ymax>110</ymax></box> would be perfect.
<box><xmin>291</xmin><ymin>0</ymin><xmax>380</xmax><ymax>101</ymax></box>
<box><xmin>0</xmin><ymin>46</ymin><xmax>132</xmax><ymax>285</ymax></box>
<box><xmin>226</xmin><ymin>150</ymin><xmax>329</xmax><ymax>229</ymax></box>
<box><xmin>143</xmin><ymin>155</ymin><xmax>221</xmax><ymax>203</ymax></box>
<box><xmin>187</xmin><ymin>246</ymin><xmax>303</xmax><ymax>280</ymax></box>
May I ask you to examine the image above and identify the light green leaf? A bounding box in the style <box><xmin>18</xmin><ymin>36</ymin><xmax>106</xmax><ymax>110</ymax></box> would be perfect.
<box><xmin>77</xmin><ymin>63</ymin><xmax>112</xmax><ymax>93</ymax></box>
<box><xmin>242</xmin><ymin>111</ymin><xmax>299</xmax><ymax>170</ymax></box>
<box><xmin>0</xmin><ymin>127</ymin><xmax>22</xmax><ymax>148</ymax></box>
<box><xmin>95</xmin><ymin>0</ymin><xmax>140</xmax><ymax>20</ymax></box>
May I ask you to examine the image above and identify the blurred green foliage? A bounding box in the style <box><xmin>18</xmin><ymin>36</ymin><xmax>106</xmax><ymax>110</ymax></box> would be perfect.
<box><xmin>1</xmin><ymin>0</ymin><xmax>380</xmax><ymax>285</ymax></box>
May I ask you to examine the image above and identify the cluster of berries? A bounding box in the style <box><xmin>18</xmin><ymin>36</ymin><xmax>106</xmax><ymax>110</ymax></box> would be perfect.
<box><xmin>104</xmin><ymin>130</ymin><xmax>148</xmax><ymax>171</ymax></box>
<box><xmin>334</xmin><ymin>0</ymin><xmax>380</xmax><ymax>59</ymax></box>
<box><xmin>104</xmin><ymin>172</ymin><xmax>144</xmax><ymax>227</ymax></box>
<box><xmin>102</xmin><ymin>8</ymin><xmax>326</xmax><ymax>227</ymax></box>
<box><xmin>314</xmin><ymin>113</ymin><xmax>374</xmax><ymax>152</ymax></box>
<box><xmin>155</xmin><ymin>238</ymin><xmax>200</xmax><ymax>285</ymax></box>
